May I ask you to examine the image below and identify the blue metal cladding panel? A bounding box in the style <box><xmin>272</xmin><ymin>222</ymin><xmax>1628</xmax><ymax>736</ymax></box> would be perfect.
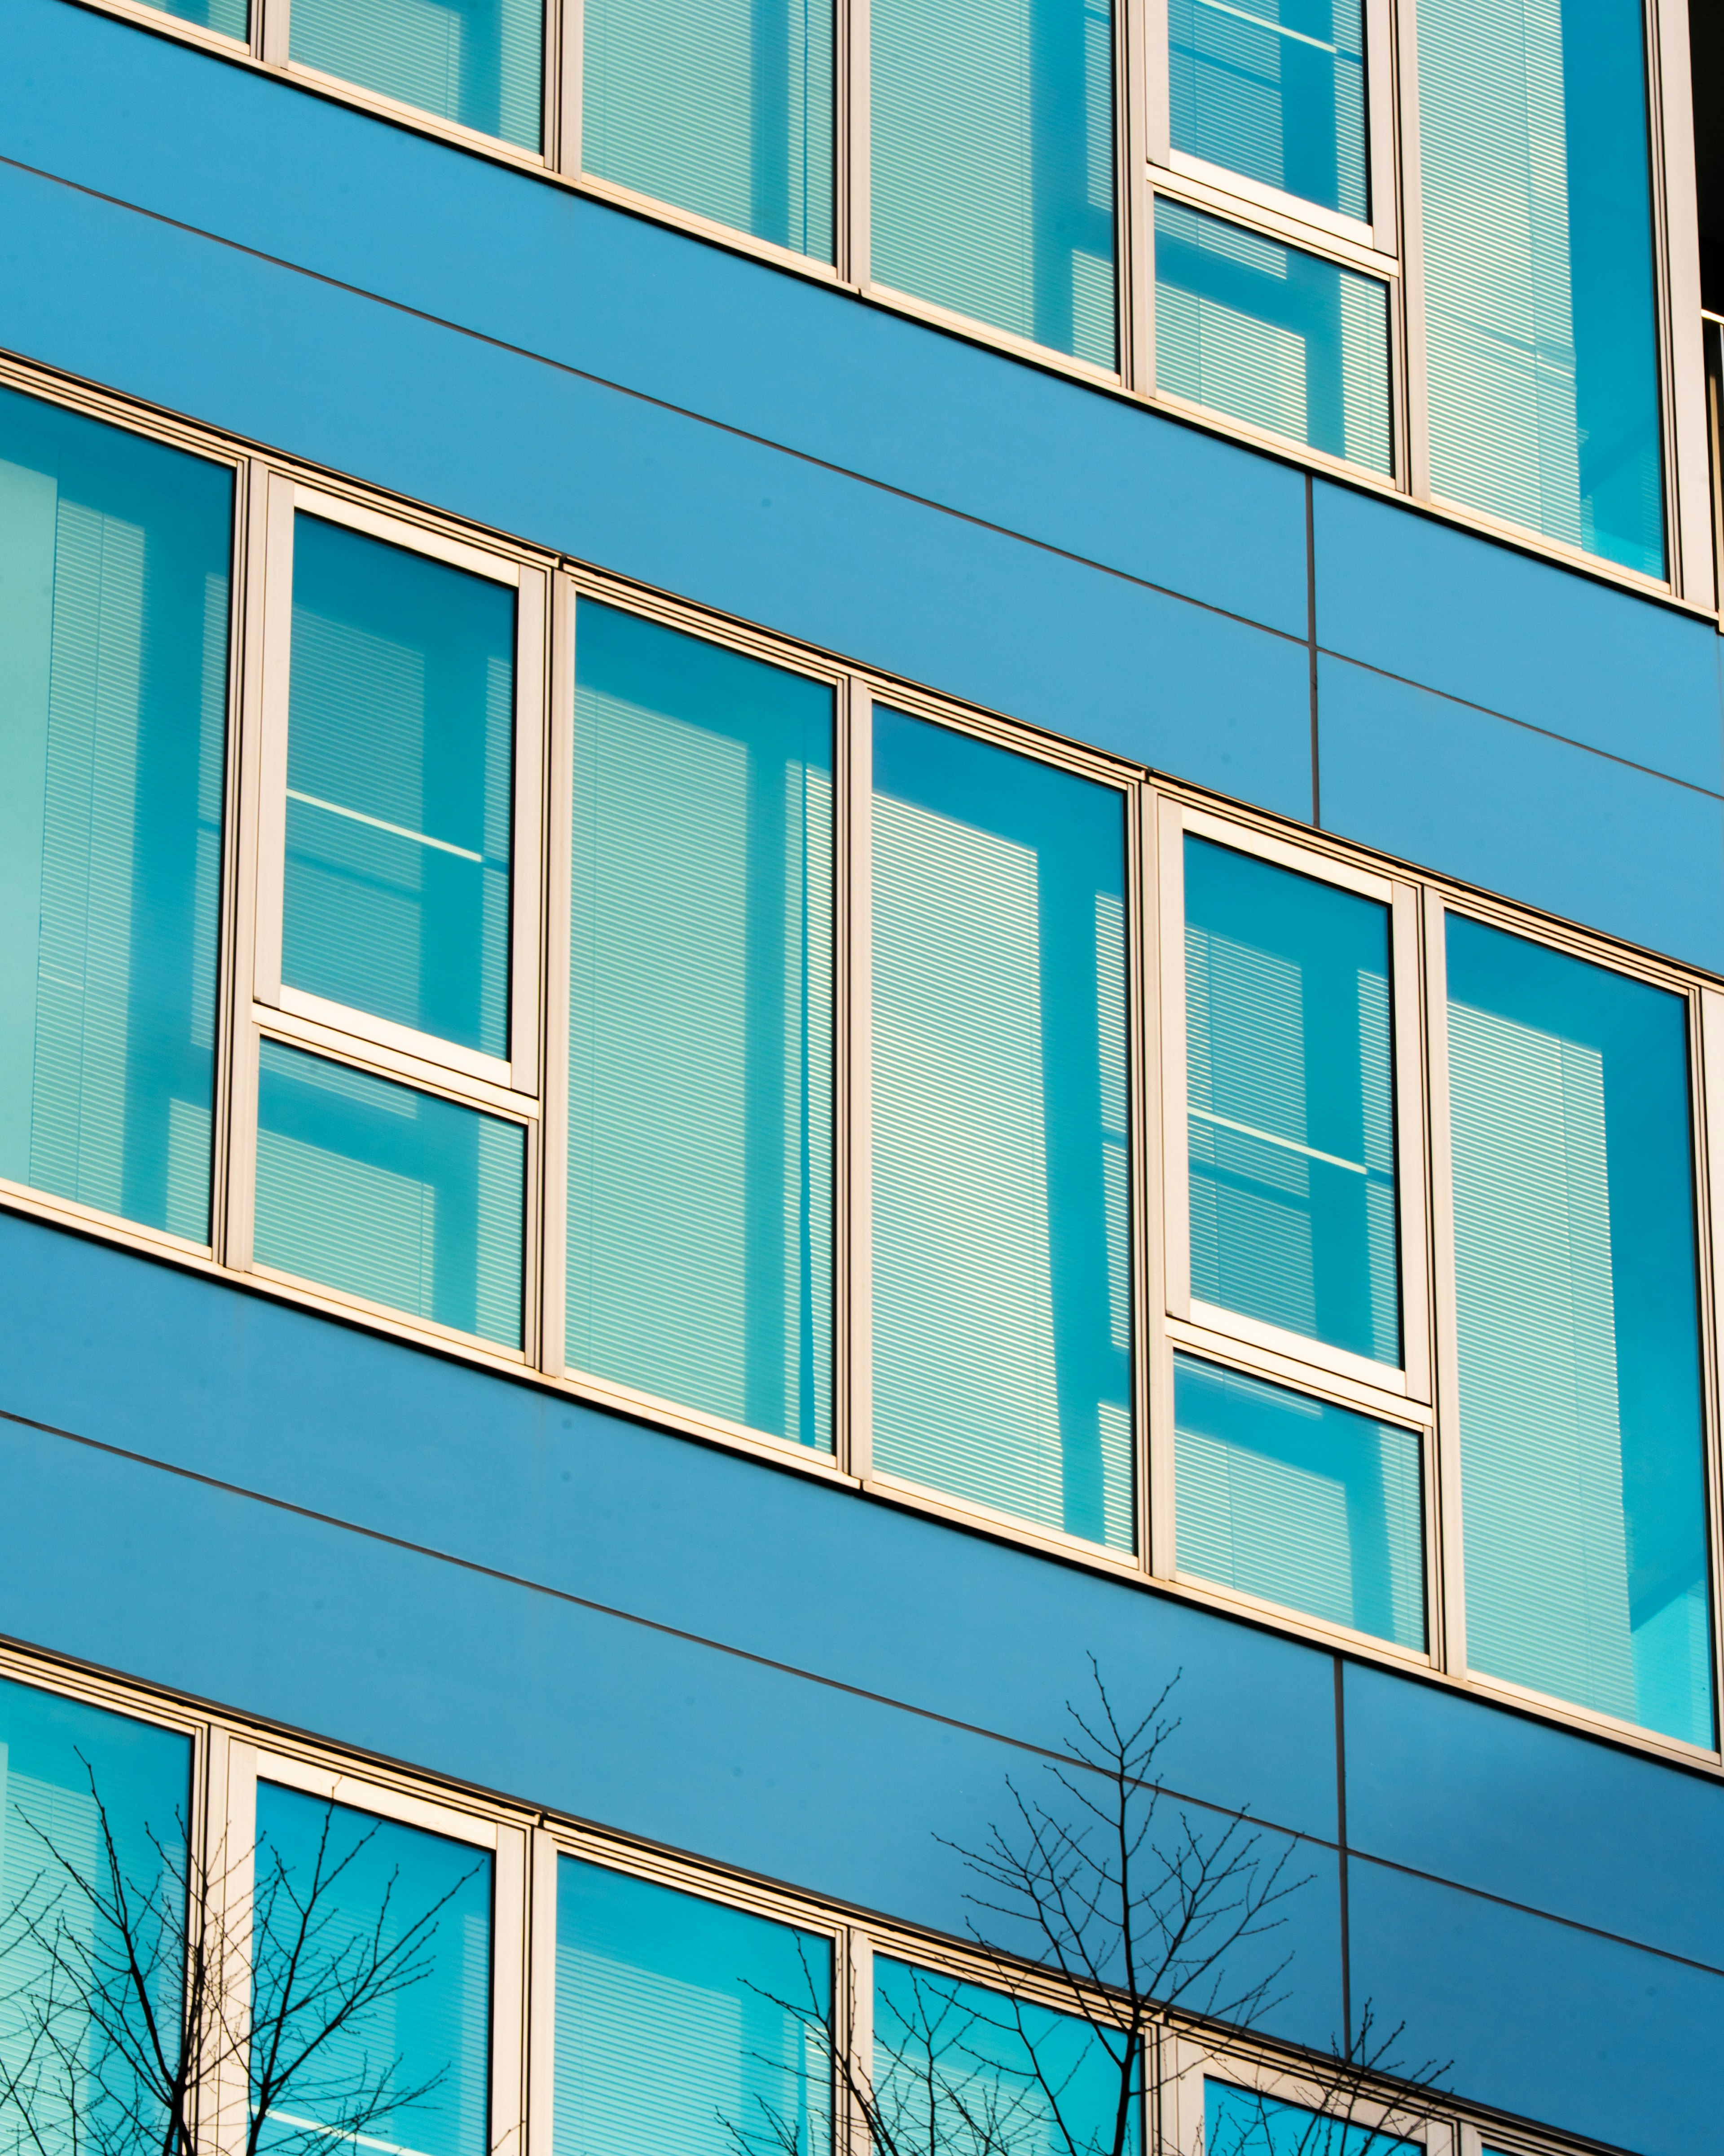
<box><xmin>1312</xmin><ymin>481</ymin><xmax>1724</xmax><ymax>791</ymax></box>
<box><xmin>0</xmin><ymin>161</ymin><xmax>1314</xmax><ymax>820</ymax></box>
<box><xmin>0</xmin><ymin>0</ymin><xmax>1308</xmax><ymax>642</ymax></box>
<box><xmin>1342</xmin><ymin>1663</ymin><xmax>1724</xmax><ymax>1972</ymax></box>
<box><xmin>1347</xmin><ymin>1858</ymin><xmax>1722</xmax><ymax>2156</ymax></box>
<box><xmin>1316</xmin><ymin>655</ymin><xmax>1724</xmax><ymax>969</ymax></box>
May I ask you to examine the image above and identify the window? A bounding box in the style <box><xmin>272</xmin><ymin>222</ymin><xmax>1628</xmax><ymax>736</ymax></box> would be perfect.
<box><xmin>580</xmin><ymin>0</ymin><xmax>834</xmax><ymax>259</ymax></box>
<box><xmin>1440</xmin><ymin>914</ymin><xmax>1714</xmax><ymax>1746</ymax></box>
<box><xmin>869</xmin><ymin>709</ymin><xmax>1134</xmax><ymax>1549</ymax></box>
<box><xmin>870</xmin><ymin>0</ymin><xmax>1117</xmax><ymax>365</ymax></box>
<box><xmin>1152</xmin><ymin>201</ymin><xmax>1392</xmax><ymax>472</ymax></box>
<box><xmin>244</xmin><ymin>481</ymin><xmax>545</xmax><ymax>1347</ymax></box>
<box><xmin>552</xmin><ymin>1861</ymin><xmax>831</xmax><ymax>2156</ymax></box>
<box><xmin>1204</xmin><ymin>2082</ymin><xmax>1416</xmax><ymax>2156</ymax></box>
<box><xmin>147</xmin><ymin>0</ymin><xmax>247</xmax><ymax>35</ymax></box>
<box><xmin>0</xmin><ymin>389</ymin><xmax>231</xmax><ymax>1248</ymax></box>
<box><xmin>287</xmin><ymin>0</ymin><xmax>544</xmax><ymax>149</ymax></box>
<box><xmin>1415</xmin><ymin>0</ymin><xmax>1665</xmax><ymax>576</ymax></box>
<box><xmin>557</xmin><ymin>601</ymin><xmax>834</xmax><ymax>1446</ymax></box>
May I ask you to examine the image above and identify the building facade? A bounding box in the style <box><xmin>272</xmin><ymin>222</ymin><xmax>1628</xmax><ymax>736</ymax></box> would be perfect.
<box><xmin>0</xmin><ymin>1</ymin><xmax>1721</xmax><ymax>2154</ymax></box>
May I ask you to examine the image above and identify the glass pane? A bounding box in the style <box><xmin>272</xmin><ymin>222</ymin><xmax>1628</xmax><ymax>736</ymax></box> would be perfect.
<box><xmin>1416</xmin><ymin>0</ymin><xmax>1663</xmax><ymax>576</ymax></box>
<box><xmin>285</xmin><ymin>516</ymin><xmax>515</xmax><ymax>1061</ymax></box>
<box><xmin>1170</xmin><ymin>0</ymin><xmax>1368</xmax><ymax>220</ymax></box>
<box><xmin>583</xmin><ymin>0</ymin><xmax>834</xmax><ymax>261</ymax></box>
<box><xmin>1207</xmin><ymin>2083</ymin><xmax>1414</xmax><ymax>2156</ymax></box>
<box><xmin>874</xmin><ymin>1960</ymin><xmax>1129</xmax><ymax>2156</ymax></box>
<box><xmin>145</xmin><ymin>0</ymin><xmax>247</xmax><ymax>34</ymax></box>
<box><xmin>871</xmin><ymin>711</ymin><xmax>1132</xmax><ymax>1549</ymax></box>
<box><xmin>1447</xmin><ymin>917</ymin><xmax>1712</xmax><ymax>1745</ymax></box>
<box><xmin>289</xmin><ymin>0</ymin><xmax>542</xmax><ymax>149</ymax></box>
<box><xmin>252</xmin><ymin>1783</ymin><xmax>491</xmax><ymax>2156</ymax></box>
<box><xmin>1155</xmin><ymin>200</ymin><xmax>1391</xmax><ymax>473</ymax></box>
<box><xmin>567</xmin><ymin>603</ymin><xmax>833</xmax><ymax>1449</ymax></box>
<box><xmin>1184</xmin><ymin>836</ymin><xmax>1399</xmax><ymax>1364</ymax></box>
<box><xmin>1174</xmin><ymin>1355</ymin><xmax>1424</xmax><ymax>1646</ymax></box>
<box><xmin>554</xmin><ymin>1860</ymin><xmax>831</xmax><ymax>2156</ymax></box>
<box><xmin>0</xmin><ymin>1679</ymin><xmax>191</xmax><ymax>2156</ymax></box>
<box><xmin>0</xmin><ymin>388</ymin><xmax>230</xmax><ymax>1243</ymax></box>
<box><xmin>255</xmin><ymin>1039</ymin><xmax>525</xmax><ymax>1346</ymax></box>
<box><xmin>871</xmin><ymin>0</ymin><xmax>1117</xmax><ymax>366</ymax></box>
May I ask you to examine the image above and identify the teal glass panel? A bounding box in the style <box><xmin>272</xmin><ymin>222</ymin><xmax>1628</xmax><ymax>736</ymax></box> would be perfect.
<box><xmin>871</xmin><ymin>710</ymin><xmax>1132</xmax><ymax>1549</ymax></box>
<box><xmin>567</xmin><ymin>603</ymin><xmax>833</xmax><ymax>1449</ymax></box>
<box><xmin>871</xmin><ymin>0</ymin><xmax>1116</xmax><ymax>366</ymax></box>
<box><xmin>1155</xmin><ymin>200</ymin><xmax>1391</xmax><ymax>472</ymax></box>
<box><xmin>252</xmin><ymin>1783</ymin><xmax>491</xmax><ymax>2156</ymax></box>
<box><xmin>1184</xmin><ymin>837</ymin><xmax>1399</xmax><ymax>1364</ymax></box>
<box><xmin>874</xmin><ymin>1960</ymin><xmax>1130</xmax><ymax>2156</ymax></box>
<box><xmin>1170</xmin><ymin>0</ymin><xmax>1367</xmax><ymax>219</ymax></box>
<box><xmin>1447</xmin><ymin>917</ymin><xmax>1712</xmax><ymax>1745</ymax></box>
<box><xmin>1207</xmin><ymin>2083</ymin><xmax>1414</xmax><ymax>2156</ymax></box>
<box><xmin>0</xmin><ymin>1678</ymin><xmax>192</xmax><ymax>2156</ymax></box>
<box><xmin>145</xmin><ymin>0</ymin><xmax>247</xmax><ymax>35</ymax></box>
<box><xmin>0</xmin><ymin>388</ymin><xmax>230</xmax><ymax>1244</ymax></box>
<box><xmin>1174</xmin><ymin>1356</ymin><xmax>1423</xmax><ymax>1646</ymax></box>
<box><xmin>285</xmin><ymin>516</ymin><xmax>515</xmax><ymax>1061</ymax></box>
<box><xmin>582</xmin><ymin>0</ymin><xmax>833</xmax><ymax>260</ymax></box>
<box><xmin>1417</xmin><ymin>0</ymin><xmax>1663</xmax><ymax>576</ymax></box>
<box><xmin>255</xmin><ymin>1040</ymin><xmax>525</xmax><ymax>1346</ymax></box>
<box><xmin>290</xmin><ymin>0</ymin><xmax>542</xmax><ymax>148</ymax></box>
<box><xmin>554</xmin><ymin>1860</ymin><xmax>831</xmax><ymax>2156</ymax></box>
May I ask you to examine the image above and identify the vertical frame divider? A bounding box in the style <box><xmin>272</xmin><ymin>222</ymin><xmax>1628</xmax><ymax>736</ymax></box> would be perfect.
<box><xmin>525</xmin><ymin>1829</ymin><xmax>562</xmax><ymax>2156</ymax></box>
<box><xmin>844</xmin><ymin>1929</ymin><xmax>875</xmax><ymax>2156</ymax></box>
<box><xmin>1121</xmin><ymin>0</ymin><xmax>1154</xmax><ymax>393</ymax></box>
<box><xmin>839</xmin><ymin>677</ymin><xmax>873</xmax><ymax>1482</ymax></box>
<box><xmin>1390</xmin><ymin>882</ymin><xmax>1432</xmax><ymax>1406</ymax></box>
<box><xmin>1137</xmin><ymin>786</ymin><xmax>1173</xmax><ymax>1578</ymax></box>
<box><xmin>1650</xmin><ymin>0</ymin><xmax>1715</xmax><ymax>609</ymax></box>
<box><xmin>510</xmin><ymin>569</ymin><xmax>549</xmax><ymax>1101</ymax></box>
<box><xmin>538</xmin><ymin>577</ymin><xmax>575</xmax><ymax>1380</ymax></box>
<box><xmin>204</xmin><ymin>1740</ymin><xmax>258</xmax><ymax>2156</ymax></box>
<box><xmin>842</xmin><ymin>0</ymin><xmax>871</xmax><ymax>290</ymax></box>
<box><xmin>254</xmin><ymin>0</ymin><xmax>289</xmax><ymax>66</ymax></box>
<box><xmin>1154</xmin><ymin>796</ymin><xmax>1190</xmax><ymax>1323</ymax></box>
<box><xmin>1363</xmin><ymin>0</ymin><xmax>1398</xmax><ymax>257</ymax></box>
<box><xmin>490</xmin><ymin>1826</ymin><xmax>530</xmax><ymax>2156</ymax></box>
<box><xmin>554</xmin><ymin>0</ymin><xmax>582</xmax><ymax>175</ymax></box>
<box><xmin>1421</xmin><ymin>889</ymin><xmax>1465</xmax><ymax>1676</ymax></box>
<box><xmin>207</xmin><ymin>455</ymin><xmax>254</xmax><ymax>1270</ymax></box>
<box><xmin>1695</xmin><ymin>992</ymin><xmax>1724</xmax><ymax>1752</ymax></box>
<box><xmin>1394</xmin><ymin>0</ymin><xmax>1432</xmax><ymax>500</ymax></box>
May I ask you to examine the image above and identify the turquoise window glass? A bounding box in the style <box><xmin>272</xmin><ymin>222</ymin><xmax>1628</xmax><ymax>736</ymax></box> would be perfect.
<box><xmin>1447</xmin><ymin>917</ymin><xmax>1712</xmax><ymax>1745</ymax></box>
<box><xmin>1417</xmin><ymin>0</ymin><xmax>1663</xmax><ymax>575</ymax></box>
<box><xmin>1207</xmin><ymin>2084</ymin><xmax>1413</xmax><ymax>2156</ymax></box>
<box><xmin>554</xmin><ymin>1860</ymin><xmax>831</xmax><ymax>2156</ymax></box>
<box><xmin>145</xmin><ymin>0</ymin><xmax>247</xmax><ymax>35</ymax></box>
<box><xmin>0</xmin><ymin>1679</ymin><xmax>191</xmax><ymax>2156</ymax></box>
<box><xmin>1155</xmin><ymin>200</ymin><xmax>1391</xmax><ymax>472</ymax></box>
<box><xmin>871</xmin><ymin>0</ymin><xmax>1117</xmax><ymax>366</ymax></box>
<box><xmin>285</xmin><ymin>516</ymin><xmax>515</xmax><ymax>1061</ymax></box>
<box><xmin>874</xmin><ymin>1960</ymin><xmax>1130</xmax><ymax>2155</ymax></box>
<box><xmin>1184</xmin><ymin>837</ymin><xmax>1399</xmax><ymax>1365</ymax></box>
<box><xmin>871</xmin><ymin>711</ymin><xmax>1132</xmax><ymax>1549</ymax></box>
<box><xmin>0</xmin><ymin>388</ymin><xmax>229</xmax><ymax>1244</ymax></box>
<box><xmin>582</xmin><ymin>0</ymin><xmax>833</xmax><ymax>260</ymax></box>
<box><xmin>1175</xmin><ymin>1356</ymin><xmax>1424</xmax><ymax>1646</ymax></box>
<box><xmin>255</xmin><ymin>1040</ymin><xmax>525</xmax><ymax>1346</ymax></box>
<box><xmin>1170</xmin><ymin>0</ymin><xmax>1367</xmax><ymax>220</ymax></box>
<box><xmin>252</xmin><ymin>1784</ymin><xmax>491</xmax><ymax>2156</ymax></box>
<box><xmin>289</xmin><ymin>0</ymin><xmax>542</xmax><ymax>148</ymax></box>
<box><xmin>567</xmin><ymin>603</ymin><xmax>833</xmax><ymax>1449</ymax></box>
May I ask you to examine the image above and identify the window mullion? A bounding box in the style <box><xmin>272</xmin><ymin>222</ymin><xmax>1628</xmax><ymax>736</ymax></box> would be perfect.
<box><xmin>839</xmin><ymin>677</ymin><xmax>874</xmax><ymax>1482</ymax></box>
<box><xmin>1421</xmin><ymin>889</ymin><xmax>1468</xmax><ymax>1679</ymax></box>
<box><xmin>1141</xmin><ymin>785</ymin><xmax>1176</xmax><ymax>1579</ymax></box>
<box><xmin>553</xmin><ymin>0</ymin><xmax>581</xmax><ymax>175</ymax></box>
<box><xmin>842</xmin><ymin>0</ymin><xmax>871</xmax><ymax>289</ymax></box>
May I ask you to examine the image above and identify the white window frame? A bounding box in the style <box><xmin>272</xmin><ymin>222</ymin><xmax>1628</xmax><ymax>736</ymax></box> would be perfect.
<box><xmin>207</xmin><ymin>1737</ymin><xmax>528</xmax><ymax>2156</ymax></box>
<box><xmin>1159</xmin><ymin>2037</ymin><xmax>1459</xmax><ymax>2156</ymax></box>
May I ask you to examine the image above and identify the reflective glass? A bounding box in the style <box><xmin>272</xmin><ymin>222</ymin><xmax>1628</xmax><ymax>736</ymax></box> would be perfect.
<box><xmin>567</xmin><ymin>603</ymin><xmax>833</xmax><ymax>1448</ymax></box>
<box><xmin>251</xmin><ymin>1783</ymin><xmax>491</xmax><ymax>2156</ymax></box>
<box><xmin>290</xmin><ymin>0</ymin><xmax>542</xmax><ymax>148</ymax></box>
<box><xmin>554</xmin><ymin>1860</ymin><xmax>831</xmax><ymax>2156</ymax></box>
<box><xmin>0</xmin><ymin>388</ymin><xmax>230</xmax><ymax>1243</ymax></box>
<box><xmin>1174</xmin><ymin>1356</ymin><xmax>1423</xmax><ymax>1646</ymax></box>
<box><xmin>1417</xmin><ymin>0</ymin><xmax>1663</xmax><ymax>576</ymax></box>
<box><xmin>1155</xmin><ymin>201</ymin><xmax>1390</xmax><ymax>472</ymax></box>
<box><xmin>285</xmin><ymin>516</ymin><xmax>515</xmax><ymax>1061</ymax></box>
<box><xmin>1170</xmin><ymin>0</ymin><xmax>1367</xmax><ymax>219</ymax></box>
<box><xmin>1184</xmin><ymin>837</ymin><xmax>1399</xmax><ymax>1364</ymax></box>
<box><xmin>255</xmin><ymin>1040</ymin><xmax>525</xmax><ymax>1346</ymax></box>
<box><xmin>1447</xmin><ymin>917</ymin><xmax>1712</xmax><ymax>1745</ymax></box>
<box><xmin>583</xmin><ymin>0</ymin><xmax>833</xmax><ymax>260</ymax></box>
<box><xmin>0</xmin><ymin>1679</ymin><xmax>191</xmax><ymax>2156</ymax></box>
<box><xmin>1207</xmin><ymin>2083</ymin><xmax>1414</xmax><ymax>2156</ymax></box>
<box><xmin>871</xmin><ymin>0</ymin><xmax>1117</xmax><ymax>366</ymax></box>
<box><xmin>871</xmin><ymin>711</ymin><xmax>1132</xmax><ymax>1549</ymax></box>
<box><xmin>874</xmin><ymin>1960</ymin><xmax>1129</xmax><ymax>2156</ymax></box>
<box><xmin>145</xmin><ymin>0</ymin><xmax>247</xmax><ymax>34</ymax></box>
